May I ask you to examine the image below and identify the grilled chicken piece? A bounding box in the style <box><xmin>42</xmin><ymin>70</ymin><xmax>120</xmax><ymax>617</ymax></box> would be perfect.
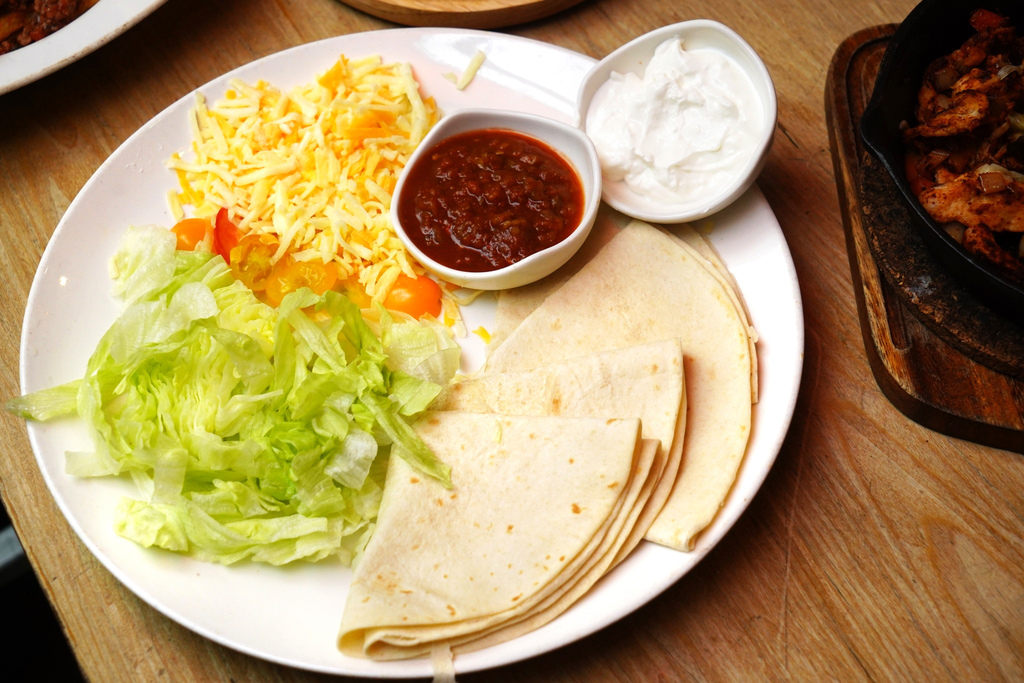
<box><xmin>962</xmin><ymin>225</ymin><xmax>1024</xmax><ymax>284</ymax></box>
<box><xmin>909</xmin><ymin>88</ymin><xmax>990</xmax><ymax>138</ymax></box>
<box><xmin>918</xmin><ymin>172</ymin><xmax>1024</xmax><ymax>233</ymax></box>
<box><xmin>969</xmin><ymin>8</ymin><xmax>1013</xmax><ymax>33</ymax></box>
<box><xmin>904</xmin><ymin>9</ymin><xmax>1024</xmax><ymax>289</ymax></box>
<box><xmin>906</xmin><ymin>9</ymin><xmax>1022</xmax><ymax>139</ymax></box>
<box><xmin>908</xmin><ymin>64</ymin><xmax>1022</xmax><ymax>139</ymax></box>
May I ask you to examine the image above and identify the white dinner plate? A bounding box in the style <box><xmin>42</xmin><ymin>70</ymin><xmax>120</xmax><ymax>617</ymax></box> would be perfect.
<box><xmin>19</xmin><ymin>28</ymin><xmax>804</xmax><ymax>677</ymax></box>
<box><xmin>0</xmin><ymin>0</ymin><xmax>168</xmax><ymax>95</ymax></box>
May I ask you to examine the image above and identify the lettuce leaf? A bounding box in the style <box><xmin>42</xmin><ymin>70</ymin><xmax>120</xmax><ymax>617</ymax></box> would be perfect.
<box><xmin>9</xmin><ymin>225</ymin><xmax>458</xmax><ymax>566</ymax></box>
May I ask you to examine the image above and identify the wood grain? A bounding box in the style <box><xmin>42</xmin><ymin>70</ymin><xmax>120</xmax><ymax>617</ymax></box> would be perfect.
<box><xmin>334</xmin><ymin>0</ymin><xmax>588</xmax><ymax>28</ymax></box>
<box><xmin>2</xmin><ymin>0</ymin><xmax>1023</xmax><ymax>681</ymax></box>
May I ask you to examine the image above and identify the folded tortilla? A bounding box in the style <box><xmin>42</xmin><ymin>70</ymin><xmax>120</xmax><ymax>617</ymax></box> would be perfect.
<box><xmin>483</xmin><ymin>220</ymin><xmax>754</xmax><ymax>551</ymax></box>
<box><xmin>670</xmin><ymin>224</ymin><xmax>759</xmax><ymax>403</ymax></box>
<box><xmin>436</xmin><ymin>338</ymin><xmax>685</xmax><ymax>553</ymax></box>
<box><xmin>338</xmin><ymin>411</ymin><xmax>661</xmax><ymax>660</ymax></box>
<box><xmin>487</xmin><ymin>205</ymin><xmax>626</xmax><ymax>351</ymax></box>
<box><xmin>490</xmin><ymin>219</ymin><xmax>757</xmax><ymax>403</ymax></box>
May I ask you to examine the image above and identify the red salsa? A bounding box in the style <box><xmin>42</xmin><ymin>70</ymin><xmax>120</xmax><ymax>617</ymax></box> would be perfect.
<box><xmin>397</xmin><ymin>128</ymin><xmax>585</xmax><ymax>272</ymax></box>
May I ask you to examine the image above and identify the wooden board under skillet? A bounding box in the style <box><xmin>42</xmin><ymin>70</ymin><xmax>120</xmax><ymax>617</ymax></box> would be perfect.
<box><xmin>334</xmin><ymin>0</ymin><xmax>588</xmax><ymax>28</ymax></box>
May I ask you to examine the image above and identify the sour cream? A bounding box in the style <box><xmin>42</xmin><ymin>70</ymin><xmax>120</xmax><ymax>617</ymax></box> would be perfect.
<box><xmin>585</xmin><ymin>37</ymin><xmax>764</xmax><ymax>207</ymax></box>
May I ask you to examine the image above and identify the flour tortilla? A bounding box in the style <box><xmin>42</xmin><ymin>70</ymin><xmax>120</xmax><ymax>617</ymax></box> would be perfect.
<box><xmin>449</xmin><ymin>437</ymin><xmax>662</xmax><ymax>654</ymax></box>
<box><xmin>484</xmin><ymin>220</ymin><xmax>754</xmax><ymax>551</ymax></box>
<box><xmin>488</xmin><ymin>204</ymin><xmax>624</xmax><ymax>350</ymax></box>
<box><xmin>671</xmin><ymin>223</ymin><xmax>759</xmax><ymax>402</ymax></box>
<box><xmin>338</xmin><ymin>412</ymin><xmax>660</xmax><ymax>660</ymax></box>
<box><xmin>489</xmin><ymin>218</ymin><xmax>757</xmax><ymax>404</ymax></box>
<box><xmin>436</xmin><ymin>338</ymin><xmax>685</xmax><ymax>551</ymax></box>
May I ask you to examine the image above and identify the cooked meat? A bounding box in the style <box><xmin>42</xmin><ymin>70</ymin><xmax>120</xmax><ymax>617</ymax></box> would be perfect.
<box><xmin>919</xmin><ymin>173</ymin><xmax>1024</xmax><ymax>233</ymax></box>
<box><xmin>0</xmin><ymin>0</ymin><xmax>83</xmax><ymax>55</ymax></box>
<box><xmin>909</xmin><ymin>88</ymin><xmax>990</xmax><ymax>138</ymax></box>
<box><xmin>903</xmin><ymin>9</ymin><xmax>1024</xmax><ymax>289</ymax></box>
<box><xmin>962</xmin><ymin>225</ymin><xmax>1024</xmax><ymax>284</ymax></box>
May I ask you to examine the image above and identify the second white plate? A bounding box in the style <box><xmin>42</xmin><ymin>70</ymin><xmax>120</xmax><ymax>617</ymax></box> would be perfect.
<box><xmin>0</xmin><ymin>0</ymin><xmax>170</xmax><ymax>95</ymax></box>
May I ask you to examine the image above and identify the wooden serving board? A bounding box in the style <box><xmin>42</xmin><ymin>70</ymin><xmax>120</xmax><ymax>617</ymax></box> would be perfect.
<box><xmin>825</xmin><ymin>25</ymin><xmax>1024</xmax><ymax>453</ymax></box>
<box><xmin>334</xmin><ymin>0</ymin><xmax>588</xmax><ymax>28</ymax></box>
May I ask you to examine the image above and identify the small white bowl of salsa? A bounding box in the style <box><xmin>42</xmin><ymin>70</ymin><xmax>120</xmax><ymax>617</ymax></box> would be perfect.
<box><xmin>391</xmin><ymin>108</ymin><xmax>602</xmax><ymax>290</ymax></box>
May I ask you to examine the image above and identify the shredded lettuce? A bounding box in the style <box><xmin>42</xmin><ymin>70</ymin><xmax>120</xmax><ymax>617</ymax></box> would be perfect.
<box><xmin>9</xmin><ymin>225</ymin><xmax>458</xmax><ymax>566</ymax></box>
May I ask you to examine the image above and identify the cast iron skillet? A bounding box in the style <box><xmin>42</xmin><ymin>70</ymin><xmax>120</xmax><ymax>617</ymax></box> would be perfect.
<box><xmin>860</xmin><ymin>0</ymin><xmax>1024</xmax><ymax>320</ymax></box>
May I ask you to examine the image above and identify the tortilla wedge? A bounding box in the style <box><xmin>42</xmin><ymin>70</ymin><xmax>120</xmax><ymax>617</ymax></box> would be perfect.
<box><xmin>338</xmin><ymin>412</ymin><xmax>661</xmax><ymax>660</ymax></box>
<box><xmin>436</xmin><ymin>338</ymin><xmax>686</xmax><ymax>553</ymax></box>
<box><xmin>448</xmin><ymin>436</ymin><xmax>662</xmax><ymax>654</ymax></box>
<box><xmin>670</xmin><ymin>223</ymin><xmax>759</xmax><ymax>402</ymax></box>
<box><xmin>490</xmin><ymin>218</ymin><xmax>758</xmax><ymax>404</ymax></box>
<box><xmin>483</xmin><ymin>220</ymin><xmax>754</xmax><ymax>551</ymax></box>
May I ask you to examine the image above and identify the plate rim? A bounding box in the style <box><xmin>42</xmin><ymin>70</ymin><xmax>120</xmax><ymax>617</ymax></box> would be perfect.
<box><xmin>0</xmin><ymin>0</ymin><xmax>170</xmax><ymax>96</ymax></box>
<box><xmin>18</xmin><ymin>26</ymin><xmax>804</xmax><ymax>677</ymax></box>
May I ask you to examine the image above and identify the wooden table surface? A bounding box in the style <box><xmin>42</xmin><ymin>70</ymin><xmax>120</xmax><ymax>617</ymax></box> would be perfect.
<box><xmin>3</xmin><ymin>0</ymin><xmax>1023</xmax><ymax>680</ymax></box>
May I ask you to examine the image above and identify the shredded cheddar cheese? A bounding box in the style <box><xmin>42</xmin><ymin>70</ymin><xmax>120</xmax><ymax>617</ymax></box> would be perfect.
<box><xmin>472</xmin><ymin>326</ymin><xmax>492</xmax><ymax>344</ymax></box>
<box><xmin>443</xmin><ymin>50</ymin><xmax>486</xmax><ymax>90</ymax></box>
<box><xmin>166</xmin><ymin>54</ymin><xmax>449</xmax><ymax>313</ymax></box>
<box><xmin>458</xmin><ymin>50</ymin><xmax>486</xmax><ymax>90</ymax></box>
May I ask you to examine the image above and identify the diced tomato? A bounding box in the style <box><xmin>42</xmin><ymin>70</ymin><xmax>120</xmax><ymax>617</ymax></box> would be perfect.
<box><xmin>383</xmin><ymin>274</ymin><xmax>443</xmax><ymax>319</ymax></box>
<box><xmin>229</xmin><ymin>234</ymin><xmax>278</xmax><ymax>292</ymax></box>
<box><xmin>171</xmin><ymin>217</ymin><xmax>212</xmax><ymax>252</ymax></box>
<box><xmin>264</xmin><ymin>257</ymin><xmax>339</xmax><ymax>307</ymax></box>
<box><xmin>214</xmin><ymin>208</ymin><xmax>242</xmax><ymax>264</ymax></box>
